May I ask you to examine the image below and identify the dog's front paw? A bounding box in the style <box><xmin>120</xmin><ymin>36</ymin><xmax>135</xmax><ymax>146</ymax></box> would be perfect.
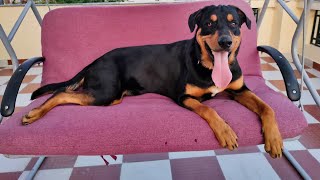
<box><xmin>263</xmin><ymin>125</ymin><xmax>283</xmax><ymax>158</ymax></box>
<box><xmin>22</xmin><ymin>108</ymin><xmax>42</xmax><ymax>125</ymax></box>
<box><xmin>214</xmin><ymin>121</ymin><xmax>238</xmax><ymax>150</ymax></box>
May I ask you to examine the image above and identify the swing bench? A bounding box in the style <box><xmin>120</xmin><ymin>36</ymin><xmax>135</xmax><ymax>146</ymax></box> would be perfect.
<box><xmin>0</xmin><ymin>0</ymin><xmax>307</xmax><ymax>165</ymax></box>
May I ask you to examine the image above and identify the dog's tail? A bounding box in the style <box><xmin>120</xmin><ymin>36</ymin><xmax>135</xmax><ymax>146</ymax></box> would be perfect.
<box><xmin>31</xmin><ymin>66</ymin><xmax>90</xmax><ymax>100</ymax></box>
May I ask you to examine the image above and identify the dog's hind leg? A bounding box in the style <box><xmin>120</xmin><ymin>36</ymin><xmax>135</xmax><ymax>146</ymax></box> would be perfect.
<box><xmin>22</xmin><ymin>91</ymin><xmax>95</xmax><ymax>125</ymax></box>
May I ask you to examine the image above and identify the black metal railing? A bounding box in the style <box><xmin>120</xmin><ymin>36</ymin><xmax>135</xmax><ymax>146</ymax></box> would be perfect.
<box><xmin>310</xmin><ymin>10</ymin><xmax>320</xmax><ymax>47</ymax></box>
<box><xmin>252</xmin><ymin>8</ymin><xmax>259</xmax><ymax>22</ymax></box>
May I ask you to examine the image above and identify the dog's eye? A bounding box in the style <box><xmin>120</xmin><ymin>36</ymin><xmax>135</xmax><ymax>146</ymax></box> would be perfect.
<box><xmin>207</xmin><ymin>22</ymin><xmax>212</xmax><ymax>27</ymax></box>
<box><xmin>230</xmin><ymin>22</ymin><xmax>237</xmax><ymax>27</ymax></box>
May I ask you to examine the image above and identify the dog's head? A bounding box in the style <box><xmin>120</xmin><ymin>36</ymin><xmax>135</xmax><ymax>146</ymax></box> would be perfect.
<box><xmin>188</xmin><ymin>5</ymin><xmax>251</xmax><ymax>66</ymax></box>
<box><xmin>188</xmin><ymin>5</ymin><xmax>251</xmax><ymax>89</ymax></box>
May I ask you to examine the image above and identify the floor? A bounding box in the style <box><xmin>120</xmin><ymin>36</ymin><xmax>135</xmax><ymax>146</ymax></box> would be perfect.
<box><xmin>0</xmin><ymin>56</ymin><xmax>319</xmax><ymax>180</ymax></box>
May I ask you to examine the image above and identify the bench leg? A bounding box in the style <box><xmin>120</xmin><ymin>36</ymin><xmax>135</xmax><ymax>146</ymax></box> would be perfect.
<box><xmin>25</xmin><ymin>156</ymin><xmax>46</xmax><ymax>180</ymax></box>
<box><xmin>283</xmin><ymin>148</ymin><xmax>311</xmax><ymax>179</ymax></box>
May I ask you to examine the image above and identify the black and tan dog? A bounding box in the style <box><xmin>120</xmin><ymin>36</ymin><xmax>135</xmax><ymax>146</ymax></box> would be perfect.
<box><xmin>22</xmin><ymin>5</ymin><xmax>283</xmax><ymax>158</ymax></box>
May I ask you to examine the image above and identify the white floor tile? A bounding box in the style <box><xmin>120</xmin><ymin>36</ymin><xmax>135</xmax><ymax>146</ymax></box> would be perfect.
<box><xmin>169</xmin><ymin>150</ymin><xmax>215</xmax><ymax>159</ymax></box>
<box><xmin>299</xmin><ymin>90</ymin><xmax>317</xmax><ymax>105</ymax></box>
<box><xmin>308</xmin><ymin>78</ymin><xmax>320</xmax><ymax>89</ymax></box>
<box><xmin>19</xmin><ymin>83</ymin><xmax>28</xmax><ymax>92</ymax></box>
<box><xmin>257</xmin><ymin>144</ymin><xmax>266</xmax><ymax>153</ymax></box>
<box><xmin>262</xmin><ymin>71</ymin><xmax>283</xmax><ymax>80</ymax></box>
<box><xmin>269</xmin><ymin>63</ymin><xmax>280</xmax><ymax>70</ymax></box>
<box><xmin>15</xmin><ymin>93</ymin><xmax>32</xmax><ymax>107</ymax></box>
<box><xmin>0</xmin><ymin>154</ymin><xmax>31</xmax><ymax>173</ymax></box>
<box><xmin>308</xmin><ymin>149</ymin><xmax>320</xmax><ymax>163</ymax></box>
<box><xmin>217</xmin><ymin>153</ymin><xmax>280</xmax><ymax>180</ymax></box>
<box><xmin>283</xmin><ymin>140</ymin><xmax>306</xmax><ymax>151</ymax></box>
<box><xmin>26</xmin><ymin>67</ymin><xmax>42</xmax><ymax>75</ymax></box>
<box><xmin>307</xmin><ymin>69</ymin><xmax>320</xmax><ymax>78</ymax></box>
<box><xmin>18</xmin><ymin>171</ymin><xmax>29</xmax><ymax>180</ymax></box>
<box><xmin>31</xmin><ymin>75</ymin><xmax>42</xmax><ymax>84</ymax></box>
<box><xmin>121</xmin><ymin>160</ymin><xmax>172</xmax><ymax>180</ymax></box>
<box><xmin>0</xmin><ymin>84</ymin><xmax>6</xmax><ymax>95</ymax></box>
<box><xmin>290</xmin><ymin>63</ymin><xmax>297</xmax><ymax>70</ymax></box>
<box><xmin>0</xmin><ymin>76</ymin><xmax>11</xmax><ymax>85</ymax></box>
<box><xmin>74</xmin><ymin>155</ymin><xmax>123</xmax><ymax>167</ymax></box>
<box><xmin>303</xmin><ymin>111</ymin><xmax>319</xmax><ymax>124</ymax></box>
<box><xmin>0</xmin><ymin>83</ymin><xmax>27</xmax><ymax>95</ymax></box>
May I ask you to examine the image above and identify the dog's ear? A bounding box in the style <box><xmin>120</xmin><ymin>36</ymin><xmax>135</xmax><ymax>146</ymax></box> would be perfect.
<box><xmin>231</xmin><ymin>6</ymin><xmax>251</xmax><ymax>30</ymax></box>
<box><xmin>188</xmin><ymin>8</ymin><xmax>203</xmax><ymax>33</ymax></box>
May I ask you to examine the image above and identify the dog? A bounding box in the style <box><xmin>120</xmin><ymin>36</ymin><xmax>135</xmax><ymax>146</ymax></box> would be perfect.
<box><xmin>22</xmin><ymin>5</ymin><xmax>283</xmax><ymax>158</ymax></box>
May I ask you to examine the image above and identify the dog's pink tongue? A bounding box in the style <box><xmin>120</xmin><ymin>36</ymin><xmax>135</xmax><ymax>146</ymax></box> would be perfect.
<box><xmin>211</xmin><ymin>51</ymin><xmax>232</xmax><ymax>89</ymax></box>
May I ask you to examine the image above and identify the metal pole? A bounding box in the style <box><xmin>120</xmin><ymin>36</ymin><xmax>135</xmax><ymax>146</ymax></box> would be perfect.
<box><xmin>277</xmin><ymin>0</ymin><xmax>299</xmax><ymax>24</ymax></box>
<box><xmin>25</xmin><ymin>156</ymin><xmax>46</xmax><ymax>180</ymax></box>
<box><xmin>291</xmin><ymin>0</ymin><xmax>320</xmax><ymax>106</ymax></box>
<box><xmin>257</xmin><ymin>0</ymin><xmax>270</xmax><ymax>30</ymax></box>
<box><xmin>7</xmin><ymin>0</ymin><xmax>32</xmax><ymax>42</ymax></box>
<box><xmin>0</xmin><ymin>25</ymin><xmax>19</xmax><ymax>71</ymax></box>
<box><xmin>31</xmin><ymin>1</ymin><xmax>43</xmax><ymax>26</ymax></box>
<box><xmin>283</xmin><ymin>149</ymin><xmax>312</xmax><ymax>180</ymax></box>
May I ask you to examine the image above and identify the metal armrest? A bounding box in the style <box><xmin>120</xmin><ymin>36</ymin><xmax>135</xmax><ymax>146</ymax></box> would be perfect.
<box><xmin>1</xmin><ymin>57</ymin><xmax>45</xmax><ymax>117</ymax></box>
<box><xmin>257</xmin><ymin>46</ymin><xmax>300</xmax><ymax>101</ymax></box>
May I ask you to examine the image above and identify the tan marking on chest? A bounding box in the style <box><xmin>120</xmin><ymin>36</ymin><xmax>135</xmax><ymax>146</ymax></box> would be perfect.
<box><xmin>227</xmin><ymin>75</ymin><xmax>244</xmax><ymax>90</ymax></box>
<box><xmin>186</xmin><ymin>84</ymin><xmax>224</xmax><ymax>97</ymax></box>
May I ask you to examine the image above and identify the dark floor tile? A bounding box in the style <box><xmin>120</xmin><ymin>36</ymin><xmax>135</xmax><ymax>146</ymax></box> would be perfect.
<box><xmin>304</xmin><ymin>105</ymin><xmax>320</xmax><ymax>121</ymax></box>
<box><xmin>299</xmin><ymin>124</ymin><xmax>320</xmax><ymax>149</ymax></box>
<box><xmin>0</xmin><ymin>172</ymin><xmax>22</xmax><ymax>180</ymax></box>
<box><xmin>261</xmin><ymin>64</ymin><xmax>277</xmax><ymax>71</ymax></box>
<box><xmin>170</xmin><ymin>156</ymin><xmax>224</xmax><ymax>180</ymax></box>
<box><xmin>0</xmin><ymin>69</ymin><xmax>13</xmax><ymax>76</ymax></box>
<box><xmin>123</xmin><ymin>152</ymin><xmax>169</xmax><ymax>163</ymax></box>
<box><xmin>264</xmin><ymin>153</ymin><xmax>302</xmax><ymax>180</ymax></box>
<box><xmin>25</xmin><ymin>156</ymin><xmax>77</xmax><ymax>170</ymax></box>
<box><xmin>20</xmin><ymin>83</ymin><xmax>41</xmax><ymax>94</ymax></box>
<box><xmin>22</xmin><ymin>75</ymin><xmax>37</xmax><ymax>83</ymax></box>
<box><xmin>214</xmin><ymin>146</ymin><xmax>260</xmax><ymax>156</ymax></box>
<box><xmin>70</xmin><ymin>165</ymin><xmax>121</xmax><ymax>180</ymax></box>
<box><xmin>290</xmin><ymin>150</ymin><xmax>320</xmax><ymax>179</ymax></box>
<box><xmin>313</xmin><ymin>62</ymin><xmax>320</xmax><ymax>72</ymax></box>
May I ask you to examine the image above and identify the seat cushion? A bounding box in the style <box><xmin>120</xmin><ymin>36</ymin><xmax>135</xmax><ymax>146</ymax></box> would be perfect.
<box><xmin>0</xmin><ymin>76</ymin><xmax>307</xmax><ymax>155</ymax></box>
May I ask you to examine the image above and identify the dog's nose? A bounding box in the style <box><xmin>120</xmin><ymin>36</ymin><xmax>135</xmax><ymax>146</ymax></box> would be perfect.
<box><xmin>218</xmin><ymin>36</ymin><xmax>232</xmax><ymax>49</ymax></box>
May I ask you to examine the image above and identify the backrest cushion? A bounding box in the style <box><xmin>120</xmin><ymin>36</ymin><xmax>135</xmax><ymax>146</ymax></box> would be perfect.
<box><xmin>41</xmin><ymin>0</ymin><xmax>261</xmax><ymax>85</ymax></box>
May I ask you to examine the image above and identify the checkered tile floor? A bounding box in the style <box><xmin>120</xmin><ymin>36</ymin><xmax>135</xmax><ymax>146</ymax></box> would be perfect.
<box><xmin>0</xmin><ymin>57</ymin><xmax>320</xmax><ymax>180</ymax></box>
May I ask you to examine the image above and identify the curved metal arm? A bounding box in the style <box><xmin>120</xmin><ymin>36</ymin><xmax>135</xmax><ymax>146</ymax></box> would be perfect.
<box><xmin>258</xmin><ymin>46</ymin><xmax>300</xmax><ymax>101</ymax></box>
<box><xmin>1</xmin><ymin>57</ymin><xmax>45</xmax><ymax>118</ymax></box>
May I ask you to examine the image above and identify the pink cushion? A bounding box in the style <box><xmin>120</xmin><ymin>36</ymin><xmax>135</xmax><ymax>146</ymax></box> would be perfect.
<box><xmin>0</xmin><ymin>76</ymin><xmax>307</xmax><ymax>155</ymax></box>
<box><xmin>41</xmin><ymin>0</ymin><xmax>261</xmax><ymax>86</ymax></box>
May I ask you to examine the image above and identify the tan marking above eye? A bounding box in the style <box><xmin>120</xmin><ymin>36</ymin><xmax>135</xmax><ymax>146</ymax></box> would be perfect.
<box><xmin>227</xmin><ymin>14</ymin><xmax>234</xmax><ymax>21</ymax></box>
<box><xmin>211</xmin><ymin>14</ymin><xmax>217</xmax><ymax>22</ymax></box>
